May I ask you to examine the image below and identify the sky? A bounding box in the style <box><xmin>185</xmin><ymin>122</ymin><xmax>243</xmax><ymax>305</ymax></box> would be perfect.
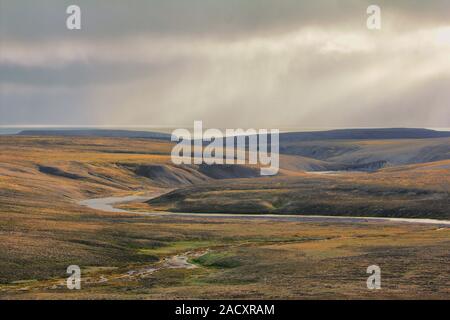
<box><xmin>1</xmin><ymin>0</ymin><xmax>450</xmax><ymax>129</ymax></box>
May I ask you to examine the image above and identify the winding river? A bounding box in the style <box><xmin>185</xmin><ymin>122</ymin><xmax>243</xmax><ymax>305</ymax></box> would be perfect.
<box><xmin>79</xmin><ymin>192</ymin><xmax>450</xmax><ymax>226</ymax></box>
<box><xmin>79</xmin><ymin>193</ymin><xmax>450</xmax><ymax>227</ymax></box>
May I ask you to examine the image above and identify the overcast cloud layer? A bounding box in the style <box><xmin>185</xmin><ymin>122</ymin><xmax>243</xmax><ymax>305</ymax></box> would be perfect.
<box><xmin>1</xmin><ymin>0</ymin><xmax>450</xmax><ymax>128</ymax></box>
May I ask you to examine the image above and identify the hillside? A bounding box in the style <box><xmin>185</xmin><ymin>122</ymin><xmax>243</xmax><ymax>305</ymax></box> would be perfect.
<box><xmin>279</xmin><ymin>128</ymin><xmax>450</xmax><ymax>141</ymax></box>
<box><xmin>2</xmin><ymin>135</ymin><xmax>450</xmax><ymax>220</ymax></box>
<box><xmin>16</xmin><ymin>128</ymin><xmax>450</xmax><ymax>173</ymax></box>
<box><xmin>18</xmin><ymin>129</ymin><xmax>172</xmax><ymax>140</ymax></box>
<box><xmin>146</xmin><ymin>160</ymin><xmax>450</xmax><ymax>219</ymax></box>
<box><xmin>279</xmin><ymin>138</ymin><xmax>450</xmax><ymax>169</ymax></box>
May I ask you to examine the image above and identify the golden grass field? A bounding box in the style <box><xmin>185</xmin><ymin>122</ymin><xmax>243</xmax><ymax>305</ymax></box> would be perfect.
<box><xmin>0</xmin><ymin>136</ymin><xmax>449</xmax><ymax>299</ymax></box>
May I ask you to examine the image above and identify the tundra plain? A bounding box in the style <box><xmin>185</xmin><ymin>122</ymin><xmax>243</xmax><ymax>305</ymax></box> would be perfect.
<box><xmin>0</xmin><ymin>134</ymin><xmax>449</xmax><ymax>299</ymax></box>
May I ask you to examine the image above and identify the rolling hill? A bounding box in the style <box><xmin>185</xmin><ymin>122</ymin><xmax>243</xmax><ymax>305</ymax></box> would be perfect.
<box><xmin>18</xmin><ymin>129</ymin><xmax>172</xmax><ymax>140</ymax></box>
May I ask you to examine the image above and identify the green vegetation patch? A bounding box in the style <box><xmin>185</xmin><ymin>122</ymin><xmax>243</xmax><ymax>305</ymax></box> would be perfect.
<box><xmin>192</xmin><ymin>252</ymin><xmax>241</xmax><ymax>269</ymax></box>
<box><xmin>138</xmin><ymin>240</ymin><xmax>216</xmax><ymax>257</ymax></box>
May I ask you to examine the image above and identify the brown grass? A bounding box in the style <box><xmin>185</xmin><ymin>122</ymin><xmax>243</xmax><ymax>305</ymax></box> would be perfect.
<box><xmin>0</xmin><ymin>136</ymin><xmax>449</xmax><ymax>299</ymax></box>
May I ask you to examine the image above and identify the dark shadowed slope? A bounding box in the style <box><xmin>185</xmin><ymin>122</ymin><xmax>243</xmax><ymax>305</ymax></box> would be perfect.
<box><xmin>280</xmin><ymin>128</ymin><xmax>450</xmax><ymax>141</ymax></box>
<box><xmin>279</xmin><ymin>138</ymin><xmax>450</xmax><ymax>168</ymax></box>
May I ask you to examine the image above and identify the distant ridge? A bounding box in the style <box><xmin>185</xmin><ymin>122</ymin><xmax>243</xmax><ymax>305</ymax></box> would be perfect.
<box><xmin>280</xmin><ymin>128</ymin><xmax>450</xmax><ymax>141</ymax></box>
<box><xmin>17</xmin><ymin>129</ymin><xmax>171</xmax><ymax>140</ymax></box>
<box><xmin>16</xmin><ymin>127</ymin><xmax>450</xmax><ymax>141</ymax></box>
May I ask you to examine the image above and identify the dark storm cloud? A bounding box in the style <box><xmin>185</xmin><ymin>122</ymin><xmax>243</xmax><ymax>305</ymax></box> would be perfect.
<box><xmin>2</xmin><ymin>0</ymin><xmax>450</xmax><ymax>42</ymax></box>
<box><xmin>1</xmin><ymin>0</ymin><xmax>450</xmax><ymax>127</ymax></box>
